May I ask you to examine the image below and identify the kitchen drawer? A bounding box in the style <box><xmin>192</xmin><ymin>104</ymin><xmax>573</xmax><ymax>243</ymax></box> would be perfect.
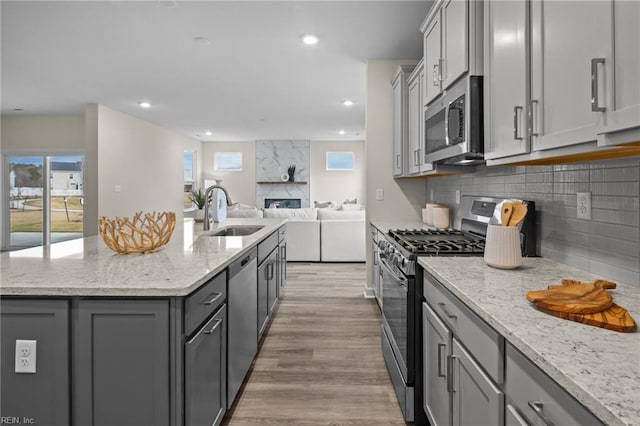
<box><xmin>185</xmin><ymin>271</ymin><xmax>227</xmax><ymax>336</ymax></box>
<box><xmin>506</xmin><ymin>343</ymin><xmax>604</xmax><ymax>426</ymax></box>
<box><xmin>278</xmin><ymin>225</ymin><xmax>286</xmax><ymax>242</ymax></box>
<box><xmin>423</xmin><ymin>273</ymin><xmax>504</xmax><ymax>384</ymax></box>
<box><xmin>258</xmin><ymin>232</ymin><xmax>279</xmax><ymax>265</ymax></box>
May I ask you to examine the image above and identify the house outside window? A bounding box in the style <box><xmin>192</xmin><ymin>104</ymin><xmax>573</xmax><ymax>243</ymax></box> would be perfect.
<box><xmin>326</xmin><ymin>152</ymin><xmax>355</xmax><ymax>171</ymax></box>
<box><xmin>214</xmin><ymin>152</ymin><xmax>243</xmax><ymax>171</ymax></box>
<box><xmin>184</xmin><ymin>150</ymin><xmax>196</xmax><ymax>209</ymax></box>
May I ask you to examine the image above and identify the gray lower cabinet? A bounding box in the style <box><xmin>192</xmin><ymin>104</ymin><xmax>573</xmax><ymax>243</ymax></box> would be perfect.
<box><xmin>277</xmin><ymin>229</ymin><xmax>287</xmax><ymax>298</ymax></box>
<box><xmin>423</xmin><ymin>302</ymin><xmax>451</xmax><ymax>426</ymax></box>
<box><xmin>505</xmin><ymin>343</ymin><xmax>603</xmax><ymax>426</ymax></box>
<box><xmin>0</xmin><ymin>299</ymin><xmax>70</xmax><ymax>426</ymax></box>
<box><xmin>74</xmin><ymin>299</ymin><xmax>170</xmax><ymax>426</ymax></box>
<box><xmin>185</xmin><ymin>305</ymin><xmax>226</xmax><ymax>426</ymax></box>
<box><xmin>451</xmin><ymin>338</ymin><xmax>504</xmax><ymax>426</ymax></box>
<box><xmin>258</xmin><ymin>247</ymin><xmax>278</xmax><ymax>339</ymax></box>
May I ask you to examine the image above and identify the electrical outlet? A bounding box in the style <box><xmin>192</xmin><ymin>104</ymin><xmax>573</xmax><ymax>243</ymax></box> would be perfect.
<box><xmin>15</xmin><ymin>340</ymin><xmax>37</xmax><ymax>374</ymax></box>
<box><xmin>375</xmin><ymin>188</ymin><xmax>384</xmax><ymax>201</ymax></box>
<box><xmin>577</xmin><ymin>192</ymin><xmax>592</xmax><ymax>220</ymax></box>
<box><xmin>455</xmin><ymin>190</ymin><xmax>461</xmax><ymax>204</ymax></box>
<box><xmin>430</xmin><ymin>189</ymin><xmax>434</xmax><ymax>201</ymax></box>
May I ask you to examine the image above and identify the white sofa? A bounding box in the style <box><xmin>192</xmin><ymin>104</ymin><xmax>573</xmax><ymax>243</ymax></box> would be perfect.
<box><xmin>263</xmin><ymin>207</ymin><xmax>365</xmax><ymax>262</ymax></box>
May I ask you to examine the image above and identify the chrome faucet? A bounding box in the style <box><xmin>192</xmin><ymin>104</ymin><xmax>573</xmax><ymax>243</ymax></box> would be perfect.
<box><xmin>203</xmin><ymin>185</ymin><xmax>234</xmax><ymax>231</ymax></box>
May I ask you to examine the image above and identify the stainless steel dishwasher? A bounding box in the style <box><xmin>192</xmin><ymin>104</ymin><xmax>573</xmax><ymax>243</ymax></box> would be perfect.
<box><xmin>226</xmin><ymin>248</ymin><xmax>258</xmax><ymax>408</ymax></box>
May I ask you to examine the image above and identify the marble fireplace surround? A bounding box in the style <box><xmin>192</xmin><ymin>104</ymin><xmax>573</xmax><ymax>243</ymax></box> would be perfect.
<box><xmin>256</xmin><ymin>140</ymin><xmax>310</xmax><ymax>209</ymax></box>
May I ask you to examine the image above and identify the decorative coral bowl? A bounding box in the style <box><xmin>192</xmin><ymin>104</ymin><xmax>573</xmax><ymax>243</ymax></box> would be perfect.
<box><xmin>99</xmin><ymin>211</ymin><xmax>176</xmax><ymax>254</ymax></box>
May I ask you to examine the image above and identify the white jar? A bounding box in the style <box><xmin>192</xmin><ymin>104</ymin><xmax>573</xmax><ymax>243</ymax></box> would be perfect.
<box><xmin>483</xmin><ymin>224</ymin><xmax>522</xmax><ymax>269</ymax></box>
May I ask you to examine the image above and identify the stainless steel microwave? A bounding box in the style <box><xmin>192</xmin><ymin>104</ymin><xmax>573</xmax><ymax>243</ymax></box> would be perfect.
<box><xmin>424</xmin><ymin>76</ymin><xmax>484</xmax><ymax>164</ymax></box>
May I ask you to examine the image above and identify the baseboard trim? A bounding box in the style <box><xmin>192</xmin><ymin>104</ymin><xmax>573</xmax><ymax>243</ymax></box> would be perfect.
<box><xmin>363</xmin><ymin>287</ymin><xmax>376</xmax><ymax>299</ymax></box>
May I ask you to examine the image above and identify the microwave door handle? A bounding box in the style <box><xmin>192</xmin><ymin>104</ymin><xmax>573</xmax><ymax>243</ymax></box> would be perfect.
<box><xmin>444</xmin><ymin>103</ymin><xmax>451</xmax><ymax>146</ymax></box>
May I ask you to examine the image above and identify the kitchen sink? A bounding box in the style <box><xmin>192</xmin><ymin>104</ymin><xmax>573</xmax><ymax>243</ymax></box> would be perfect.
<box><xmin>206</xmin><ymin>225</ymin><xmax>264</xmax><ymax>237</ymax></box>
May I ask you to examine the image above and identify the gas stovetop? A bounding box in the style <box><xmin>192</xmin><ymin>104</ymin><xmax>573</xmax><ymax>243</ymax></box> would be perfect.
<box><xmin>388</xmin><ymin>228</ymin><xmax>486</xmax><ymax>255</ymax></box>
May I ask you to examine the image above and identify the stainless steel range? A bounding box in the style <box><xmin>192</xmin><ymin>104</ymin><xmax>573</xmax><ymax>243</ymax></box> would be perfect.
<box><xmin>379</xmin><ymin>196</ymin><xmax>536</xmax><ymax>425</ymax></box>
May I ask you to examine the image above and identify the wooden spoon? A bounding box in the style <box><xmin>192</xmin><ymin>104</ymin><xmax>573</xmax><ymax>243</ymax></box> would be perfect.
<box><xmin>501</xmin><ymin>202</ymin><xmax>513</xmax><ymax>226</ymax></box>
<box><xmin>508</xmin><ymin>201</ymin><xmax>528</xmax><ymax>226</ymax></box>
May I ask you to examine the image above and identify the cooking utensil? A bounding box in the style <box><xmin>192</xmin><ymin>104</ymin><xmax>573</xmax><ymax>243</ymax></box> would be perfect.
<box><xmin>508</xmin><ymin>201</ymin><xmax>528</xmax><ymax>226</ymax></box>
<box><xmin>501</xmin><ymin>202</ymin><xmax>514</xmax><ymax>226</ymax></box>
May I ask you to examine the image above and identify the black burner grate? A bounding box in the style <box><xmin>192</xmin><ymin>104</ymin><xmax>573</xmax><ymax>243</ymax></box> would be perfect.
<box><xmin>388</xmin><ymin>228</ymin><xmax>485</xmax><ymax>255</ymax></box>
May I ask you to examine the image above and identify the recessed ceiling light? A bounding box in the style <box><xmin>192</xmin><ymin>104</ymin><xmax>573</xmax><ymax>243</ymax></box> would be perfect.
<box><xmin>138</xmin><ymin>101</ymin><xmax>151</xmax><ymax>108</ymax></box>
<box><xmin>342</xmin><ymin>100</ymin><xmax>354</xmax><ymax>107</ymax></box>
<box><xmin>205</xmin><ymin>131</ymin><xmax>212</xmax><ymax>136</ymax></box>
<box><xmin>13</xmin><ymin>108</ymin><xmax>24</xmax><ymax>111</ymax></box>
<box><xmin>302</xmin><ymin>34</ymin><xmax>319</xmax><ymax>45</ymax></box>
<box><xmin>338</xmin><ymin>130</ymin><xmax>346</xmax><ymax>135</ymax></box>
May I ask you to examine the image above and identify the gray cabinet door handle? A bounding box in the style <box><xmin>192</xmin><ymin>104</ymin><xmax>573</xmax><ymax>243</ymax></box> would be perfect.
<box><xmin>447</xmin><ymin>354</ymin><xmax>456</xmax><ymax>392</ymax></box>
<box><xmin>204</xmin><ymin>319</ymin><xmax>223</xmax><ymax>335</ymax></box>
<box><xmin>433</xmin><ymin>64</ymin><xmax>439</xmax><ymax>86</ymax></box>
<box><xmin>591</xmin><ymin>58</ymin><xmax>606</xmax><ymax>112</ymax></box>
<box><xmin>530</xmin><ymin>99</ymin><xmax>539</xmax><ymax>137</ymax></box>
<box><xmin>203</xmin><ymin>292</ymin><xmax>223</xmax><ymax>305</ymax></box>
<box><xmin>528</xmin><ymin>401</ymin><xmax>556</xmax><ymax>426</ymax></box>
<box><xmin>513</xmin><ymin>106</ymin><xmax>524</xmax><ymax>140</ymax></box>
<box><xmin>396</xmin><ymin>154</ymin><xmax>401</xmax><ymax>169</ymax></box>
<box><xmin>437</xmin><ymin>343</ymin><xmax>447</xmax><ymax>377</ymax></box>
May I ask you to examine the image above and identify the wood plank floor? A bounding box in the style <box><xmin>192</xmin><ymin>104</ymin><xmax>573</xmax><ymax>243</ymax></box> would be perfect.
<box><xmin>222</xmin><ymin>262</ymin><xmax>405</xmax><ymax>425</ymax></box>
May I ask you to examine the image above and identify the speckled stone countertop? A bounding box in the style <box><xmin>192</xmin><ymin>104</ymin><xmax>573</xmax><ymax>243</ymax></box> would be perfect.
<box><xmin>418</xmin><ymin>256</ymin><xmax>640</xmax><ymax>426</ymax></box>
<box><xmin>0</xmin><ymin>218</ymin><xmax>286</xmax><ymax>297</ymax></box>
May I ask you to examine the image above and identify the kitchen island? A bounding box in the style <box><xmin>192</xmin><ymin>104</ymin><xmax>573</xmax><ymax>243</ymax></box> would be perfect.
<box><xmin>419</xmin><ymin>256</ymin><xmax>640</xmax><ymax>426</ymax></box>
<box><xmin>0</xmin><ymin>218</ymin><xmax>286</xmax><ymax>426</ymax></box>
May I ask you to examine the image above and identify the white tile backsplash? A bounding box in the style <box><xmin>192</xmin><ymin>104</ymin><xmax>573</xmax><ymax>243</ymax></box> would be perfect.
<box><xmin>425</xmin><ymin>157</ymin><xmax>640</xmax><ymax>286</ymax></box>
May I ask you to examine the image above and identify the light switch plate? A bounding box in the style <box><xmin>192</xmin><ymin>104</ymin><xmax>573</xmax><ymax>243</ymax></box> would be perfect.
<box><xmin>114</xmin><ymin>184</ymin><xmax>122</xmax><ymax>193</ymax></box>
<box><xmin>15</xmin><ymin>340</ymin><xmax>37</xmax><ymax>374</ymax></box>
<box><xmin>375</xmin><ymin>188</ymin><xmax>384</xmax><ymax>201</ymax></box>
<box><xmin>455</xmin><ymin>190</ymin><xmax>461</xmax><ymax>204</ymax></box>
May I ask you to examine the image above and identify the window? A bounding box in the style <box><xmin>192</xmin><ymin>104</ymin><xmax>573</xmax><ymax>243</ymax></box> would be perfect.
<box><xmin>214</xmin><ymin>152</ymin><xmax>243</xmax><ymax>171</ymax></box>
<box><xmin>183</xmin><ymin>150</ymin><xmax>196</xmax><ymax>210</ymax></box>
<box><xmin>326</xmin><ymin>152</ymin><xmax>354</xmax><ymax>171</ymax></box>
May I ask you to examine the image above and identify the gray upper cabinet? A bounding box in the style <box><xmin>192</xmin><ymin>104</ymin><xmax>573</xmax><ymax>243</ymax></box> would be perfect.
<box><xmin>407</xmin><ymin>63</ymin><xmax>423</xmax><ymax>175</ymax></box>
<box><xmin>484</xmin><ymin>0</ymin><xmax>530</xmax><ymax>160</ymax></box>
<box><xmin>392</xmin><ymin>65</ymin><xmax>415</xmax><ymax>177</ymax></box>
<box><xmin>597</xmin><ymin>0</ymin><xmax>640</xmax><ymax>146</ymax></box>
<box><xmin>530</xmin><ymin>0</ymin><xmax>612</xmax><ymax>151</ymax></box>
<box><xmin>484</xmin><ymin>0</ymin><xmax>640</xmax><ymax>163</ymax></box>
<box><xmin>74</xmin><ymin>299</ymin><xmax>170</xmax><ymax>426</ymax></box>
<box><xmin>1</xmin><ymin>300</ymin><xmax>70</xmax><ymax>426</ymax></box>
<box><xmin>423</xmin><ymin>9</ymin><xmax>443</xmax><ymax>105</ymax></box>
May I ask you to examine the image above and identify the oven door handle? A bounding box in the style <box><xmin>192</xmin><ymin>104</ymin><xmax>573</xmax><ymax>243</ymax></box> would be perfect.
<box><xmin>379</xmin><ymin>257</ymin><xmax>408</xmax><ymax>288</ymax></box>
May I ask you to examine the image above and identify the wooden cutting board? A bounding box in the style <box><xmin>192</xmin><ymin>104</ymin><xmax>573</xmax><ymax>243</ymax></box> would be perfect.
<box><xmin>527</xmin><ymin>279</ymin><xmax>637</xmax><ymax>333</ymax></box>
<box><xmin>526</xmin><ymin>279</ymin><xmax>615</xmax><ymax>314</ymax></box>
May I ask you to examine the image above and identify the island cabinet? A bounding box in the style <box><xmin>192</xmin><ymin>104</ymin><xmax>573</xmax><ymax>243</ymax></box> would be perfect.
<box><xmin>0</xmin><ymin>300</ymin><xmax>70</xmax><ymax>426</ymax></box>
<box><xmin>277</xmin><ymin>225</ymin><xmax>287</xmax><ymax>297</ymax></box>
<box><xmin>257</xmin><ymin>231</ymin><xmax>279</xmax><ymax>340</ymax></box>
<box><xmin>0</xmin><ymin>270</ymin><xmax>229</xmax><ymax>426</ymax></box>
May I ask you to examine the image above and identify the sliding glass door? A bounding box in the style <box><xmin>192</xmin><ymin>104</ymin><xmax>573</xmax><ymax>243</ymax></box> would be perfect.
<box><xmin>6</xmin><ymin>154</ymin><xmax>84</xmax><ymax>249</ymax></box>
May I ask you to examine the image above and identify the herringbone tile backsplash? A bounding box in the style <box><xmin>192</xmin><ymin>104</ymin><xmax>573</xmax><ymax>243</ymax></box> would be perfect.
<box><xmin>425</xmin><ymin>157</ymin><xmax>640</xmax><ymax>286</ymax></box>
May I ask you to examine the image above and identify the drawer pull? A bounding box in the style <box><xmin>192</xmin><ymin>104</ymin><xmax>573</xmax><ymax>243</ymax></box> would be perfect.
<box><xmin>437</xmin><ymin>343</ymin><xmax>447</xmax><ymax>377</ymax></box>
<box><xmin>528</xmin><ymin>401</ymin><xmax>556</xmax><ymax>426</ymax></box>
<box><xmin>204</xmin><ymin>319</ymin><xmax>223</xmax><ymax>335</ymax></box>
<box><xmin>202</xmin><ymin>292</ymin><xmax>223</xmax><ymax>306</ymax></box>
<box><xmin>438</xmin><ymin>302</ymin><xmax>457</xmax><ymax>319</ymax></box>
<box><xmin>241</xmin><ymin>256</ymin><xmax>250</xmax><ymax>267</ymax></box>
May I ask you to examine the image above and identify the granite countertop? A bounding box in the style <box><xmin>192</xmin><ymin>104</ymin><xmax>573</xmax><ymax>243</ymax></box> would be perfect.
<box><xmin>418</xmin><ymin>256</ymin><xmax>640</xmax><ymax>426</ymax></box>
<box><xmin>0</xmin><ymin>218</ymin><xmax>286</xmax><ymax>297</ymax></box>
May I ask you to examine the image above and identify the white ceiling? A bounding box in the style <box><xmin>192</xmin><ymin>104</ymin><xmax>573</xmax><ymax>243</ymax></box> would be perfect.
<box><xmin>1</xmin><ymin>1</ymin><xmax>429</xmax><ymax>142</ymax></box>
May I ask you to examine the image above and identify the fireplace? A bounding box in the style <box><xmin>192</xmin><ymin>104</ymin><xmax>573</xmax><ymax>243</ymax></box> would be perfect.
<box><xmin>265</xmin><ymin>198</ymin><xmax>301</xmax><ymax>209</ymax></box>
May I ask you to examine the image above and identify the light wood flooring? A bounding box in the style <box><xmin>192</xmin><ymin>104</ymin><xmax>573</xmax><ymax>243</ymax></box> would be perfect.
<box><xmin>222</xmin><ymin>262</ymin><xmax>405</xmax><ymax>425</ymax></box>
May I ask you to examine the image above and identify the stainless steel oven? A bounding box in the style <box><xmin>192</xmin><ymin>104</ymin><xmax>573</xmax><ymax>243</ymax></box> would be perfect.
<box><xmin>425</xmin><ymin>76</ymin><xmax>484</xmax><ymax>165</ymax></box>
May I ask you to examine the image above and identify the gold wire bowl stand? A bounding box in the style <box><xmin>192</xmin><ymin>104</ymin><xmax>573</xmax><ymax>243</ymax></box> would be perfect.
<box><xmin>99</xmin><ymin>211</ymin><xmax>176</xmax><ymax>254</ymax></box>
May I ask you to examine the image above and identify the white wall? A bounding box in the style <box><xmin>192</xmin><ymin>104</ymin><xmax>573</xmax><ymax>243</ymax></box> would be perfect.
<box><xmin>1</xmin><ymin>115</ymin><xmax>85</xmax><ymax>152</ymax></box>
<box><xmin>96</xmin><ymin>105</ymin><xmax>202</xmax><ymax>220</ymax></box>
<box><xmin>202</xmin><ymin>141</ymin><xmax>256</xmax><ymax>206</ymax></box>
<box><xmin>365</xmin><ymin>59</ymin><xmax>426</xmax><ymax>287</ymax></box>
<box><xmin>310</xmin><ymin>140</ymin><xmax>366</xmax><ymax>205</ymax></box>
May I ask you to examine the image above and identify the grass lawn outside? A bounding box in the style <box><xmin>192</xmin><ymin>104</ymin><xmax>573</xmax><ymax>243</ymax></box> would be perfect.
<box><xmin>23</xmin><ymin>196</ymin><xmax>83</xmax><ymax>210</ymax></box>
<box><xmin>10</xmin><ymin>209</ymin><xmax>83</xmax><ymax>232</ymax></box>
